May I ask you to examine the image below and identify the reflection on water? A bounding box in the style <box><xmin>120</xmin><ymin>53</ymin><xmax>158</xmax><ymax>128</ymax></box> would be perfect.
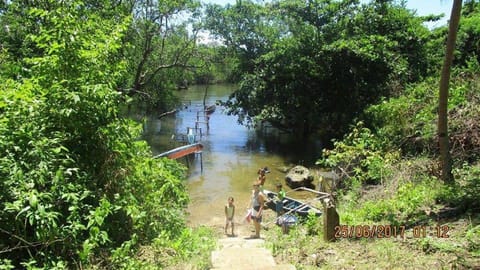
<box><xmin>141</xmin><ymin>84</ymin><xmax>323</xmax><ymax>226</ymax></box>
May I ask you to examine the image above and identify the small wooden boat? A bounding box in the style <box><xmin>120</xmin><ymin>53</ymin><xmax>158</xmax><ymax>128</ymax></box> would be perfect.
<box><xmin>153</xmin><ymin>143</ymin><xmax>203</xmax><ymax>160</ymax></box>
<box><xmin>263</xmin><ymin>189</ymin><xmax>322</xmax><ymax>217</ymax></box>
<box><xmin>204</xmin><ymin>104</ymin><xmax>216</xmax><ymax>114</ymax></box>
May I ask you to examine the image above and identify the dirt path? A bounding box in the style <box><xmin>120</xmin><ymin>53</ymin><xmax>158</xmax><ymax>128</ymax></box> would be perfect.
<box><xmin>210</xmin><ymin>216</ymin><xmax>296</xmax><ymax>270</ymax></box>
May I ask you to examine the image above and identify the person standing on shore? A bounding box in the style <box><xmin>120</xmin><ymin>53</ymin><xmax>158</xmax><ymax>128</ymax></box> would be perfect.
<box><xmin>249</xmin><ymin>181</ymin><xmax>266</xmax><ymax>239</ymax></box>
<box><xmin>224</xmin><ymin>197</ymin><xmax>235</xmax><ymax>236</ymax></box>
<box><xmin>257</xmin><ymin>167</ymin><xmax>270</xmax><ymax>191</ymax></box>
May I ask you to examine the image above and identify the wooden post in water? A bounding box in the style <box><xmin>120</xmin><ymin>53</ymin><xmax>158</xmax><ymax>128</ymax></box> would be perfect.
<box><xmin>323</xmin><ymin>199</ymin><xmax>339</xmax><ymax>242</ymax></box>
<box><xmin>185</xmin><ymin>154</ymin><xmax>190</xmax><ymax>168</ymax></box>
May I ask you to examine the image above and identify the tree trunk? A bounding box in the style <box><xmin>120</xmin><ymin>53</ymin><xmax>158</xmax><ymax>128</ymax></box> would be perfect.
<box><xmin>438</xmin><ymin>0</ymin><xmax>462</xmax><ymax>184</ymax></box>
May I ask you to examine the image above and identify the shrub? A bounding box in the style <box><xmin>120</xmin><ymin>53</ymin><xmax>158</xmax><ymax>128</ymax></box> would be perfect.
<box><xmin>342</xmin><ymin>173</ymin><xmax>441</xmax><ymax>225</ymax></box>
<box><xmin>0</xmin><ymin>2</ymin><xmax>190</xmax><ymax>268</ymax></box>
<box><xmin>317</xmin><ymin>121</ymin><xmax>399</xmax><ymax>188</ymax></box>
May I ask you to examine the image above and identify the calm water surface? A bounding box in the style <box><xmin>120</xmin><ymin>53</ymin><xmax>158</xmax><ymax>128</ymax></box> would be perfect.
<box><xmin>141</xmin><ymin>84</ymin><xmax>323</xmax><ymax>226</ymax></box>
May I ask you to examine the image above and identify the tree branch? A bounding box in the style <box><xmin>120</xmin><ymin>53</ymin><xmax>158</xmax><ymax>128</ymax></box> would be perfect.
<box><xmin>0</xmin><ymin>227</ymin><xmax>65</xmax><ymax>254</ymax></box>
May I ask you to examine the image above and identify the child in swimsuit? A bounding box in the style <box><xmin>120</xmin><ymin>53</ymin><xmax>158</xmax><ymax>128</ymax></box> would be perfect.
<box><xmin>224</xmin><ymin>197</ymin><xmax>235</xmax><ymax>236</ymax></box>
<box><xmin>257</xmin><ymin>167</ymin><xmax>270</xmax><ymax>191</ymax></box>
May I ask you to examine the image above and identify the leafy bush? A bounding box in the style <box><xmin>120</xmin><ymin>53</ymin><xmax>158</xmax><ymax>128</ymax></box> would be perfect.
<box><xmin>166</xmin><ymin>226</ymin><xmax>217</xmax><ymax>268</ymax></box>
<box><xmin>305</xmin><ymin>212</ymin><xmax>322</xmax><ymax>236</ymax></box>
<box><xmin>317</xmin><ymin>121</ymin><xmax>399</xmax><ymax>188</ymax></box>
<box><xmin>107</xmin><ymin>226</ymin><xmax>216</xmax><ymax>269</ymax></box>
<box><xmin>340</xmin><ymin>170</ymin><xmax>441</xmax><ymax>226</ymax></box>
<box><xmin>437</xmin><ymin>163</ymin><xmax>480</xmax><ymax>209</ymax></box>
<box><xmin>365</xmin><ymin>79</ymin><xmax>438</xmax><ymax>153</ymax></box>
<box><xmin>366</xmin><ymin>68</ymin><xmax>480</xmax><ymax>159</ymax></box>
<box><xmin>465</xmin><ymin>224</ymin><xmax>480</xmax><ymax>254</ymax></box>
<box><xmin>0</xmin><ymin>2</ymin><xmax>190</xmax><ymax>268</ymax></box>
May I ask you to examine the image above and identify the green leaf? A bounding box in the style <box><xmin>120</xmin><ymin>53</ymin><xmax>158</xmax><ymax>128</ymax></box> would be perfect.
<box><xmin>16</xmin><ymin>206</ymin><xmax>31</xmax><ymax>219</ymax></box>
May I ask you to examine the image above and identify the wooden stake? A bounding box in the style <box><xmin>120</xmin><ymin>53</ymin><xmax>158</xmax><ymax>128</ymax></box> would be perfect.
<box><xmin>323</xmin><ymin>202</ymin><xmax>339</xmax><ymax>242</ymax></box>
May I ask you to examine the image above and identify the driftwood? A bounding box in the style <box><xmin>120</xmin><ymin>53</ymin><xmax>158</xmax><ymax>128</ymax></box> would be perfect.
<box><xmin>158</xmin><ymin>109</ymin><xmax>177</xmax><ymax>119</ymax></box>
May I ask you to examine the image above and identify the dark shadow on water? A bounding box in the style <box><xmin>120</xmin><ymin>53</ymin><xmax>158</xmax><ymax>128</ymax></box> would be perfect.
<box><xmin>245</xmin><ymin>128</ymin><xmax>325</xmax><ymax>167</ymax></box>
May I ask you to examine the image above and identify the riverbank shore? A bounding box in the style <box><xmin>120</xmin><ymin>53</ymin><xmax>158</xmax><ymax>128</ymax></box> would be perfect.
<box><xmin>263</xmin><ymin>213</ymin><xmax>479</xmax><ymax>269</ymax></box>
<box><xmin>258</xmin><ymin>164</ymin><xmax>480</xmax><ymax>269</ymax></box>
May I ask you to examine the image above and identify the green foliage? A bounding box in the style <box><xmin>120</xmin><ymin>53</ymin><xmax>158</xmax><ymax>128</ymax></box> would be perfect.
<box><xmin>108</xmin><ymin>227</ymin><xmax>216</xmax><ymax>269</ymax></box>
<box><xmin>455</xmin><ymin>1</ymin><xmax>480</xmax><ymax>67</ymax></box>
<box><xmin>437</xmin><ymin>163</ymin><xmax>480</xmax><ymax>208</ymax></box>
<box><xmin>417</xmin><ymin>237</ymin><xmax>464</xmax><ymax>254</ymax></box>
<box><xmin>213</xmin><ymin>0</ymin><xmax>431</xmax><ymax>139</ymax></box>
<box><xmin>203</xmin><ymin>0</ymin><xmax>282</xmax><ymax>74</ymax></box>
<box><xmin>191</xmin><ymin>45</ymin><xmax>240</xmax><ymax>84</ymax></box>
<box><xmin>426</xmin><ymin>1</ymin><xmax>480</xmax><ymax>74</ymax></box>
<box><xmin>108</xmin><ymin>236</ymin><xmax>147</xmax><ymax>270</ymax></box>
<box><xmin>266</xmin><ymin>223</ymin><xmax>306</xmax><ymax>259</ymax></box>
<box><xmin>365</xmin><ymin>67</ymin><xmax>480</xmax><ymax>158</ymax></box>
<box><xmin>305</xmin><ymin>212</ymin><xmax>322</xmax><ymax>236</ymax></box>
<box><xmin>169</xmin><ymin>226</ymin><xmax>216</xmax><ymax>268</ymax></box>
<box><xmin>455</xmin><ymin>164</ymin><xmax>480</xmax><ymax>209</ymax></box>
<box><xmin>365</xmin><ymin>77</ymin><xmax>440</xmax><ymax>153</ymax></box>
<box><xmin>122</xmin><ymin>0</ymin><xmax>202</xmax><ymax>111</ymax></box>
<box><xmin>340</xmin><ymin>160</ymin><xmax>480</xmax><ymax>227</ymax></box>
<box><xmin>343</xmin><ymin>176</ymin><xmax>441</xmax><ymax>225</ymax></box>
<box><xmin>351</xmin><ymin>0</ymin><xmax>432</xmax><ymax>82</ymax></box>
<box><xmin>0</xmin><ymin>1</ymin><xmax>191</xmax><ymax>268</ymax></box>
<box><xmin>107</xmin><ymin>226</ymin><xmax>216</xmax><ymax>269</ymax></box>
<box><xmin>465</xmin><ymin>224</ymin><xmax>480</xmax><ymax>254</ymax></box>
<box><xmin>317</xmin><ymin>122</ymin><xmax>399</xmax><ymax>187</ymax></box>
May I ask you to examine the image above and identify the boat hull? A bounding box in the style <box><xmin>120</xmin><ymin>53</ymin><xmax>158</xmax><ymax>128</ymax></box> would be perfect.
<box><xmin>263</xmin><ymin>189</ymin><xmax>322</xmax><ymax>217</ymax></box>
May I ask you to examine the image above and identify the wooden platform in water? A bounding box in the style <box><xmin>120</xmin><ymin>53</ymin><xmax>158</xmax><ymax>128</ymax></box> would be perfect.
<box><xmin>154</xmin><ymin>143</ymin><xmax>203</xmax><ymax>159</ymax></box>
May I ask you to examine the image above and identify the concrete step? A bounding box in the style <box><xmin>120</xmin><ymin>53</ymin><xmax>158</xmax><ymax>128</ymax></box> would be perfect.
<box><xmin>212</xmin><ymin>246</ymin><xmax>275</xmax><ymax>267</ymax></box>
<box><xmin>211</xmin><ymin>236</ymin><xmax>296</xmax><ymax>270</ymax></box>
<box><xmin>217</xmin><ymin>237</ymin><xmax>266</xmax><ymax>248</ymax></box>
<box><xmin>211</xmin><ymin>265</ymin><xmax>295</xmax><ymax>270</ymax></box>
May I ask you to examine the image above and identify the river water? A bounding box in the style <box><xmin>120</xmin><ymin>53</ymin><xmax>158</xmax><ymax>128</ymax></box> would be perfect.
<box><xmin>141</xmin><ymin>84</ymin><xmax>324</xmax><ymax>227</ymax></box>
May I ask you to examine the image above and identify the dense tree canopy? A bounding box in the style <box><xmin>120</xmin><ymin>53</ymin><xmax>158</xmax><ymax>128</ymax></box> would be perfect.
<box><xmin>206</xmin><ymin>0</ymin><xmax>433</xmax><ymax>138</ymax></box>
<box><xmin>0</xmin><ymin>0</ymin><xmax>189</xmax><ymax>268</ymax></box>
<box><xmin>456</xmin><ymin>0</ymin><xmax>480</xmax><ymax>66</ymax></box>
<box><xmin>204</xmin><ymin>0</ymin><xmax>284</xmax><ymax>75</ymax></box>
<box><xmin>121</xmin><ymin>0</ymin><xmax>202</xmax><ymax>110</ymax></box>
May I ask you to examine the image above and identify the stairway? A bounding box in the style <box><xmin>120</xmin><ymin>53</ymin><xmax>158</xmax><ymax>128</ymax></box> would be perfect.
<box><xmin>211</xmin><ymin>236</ymin><xmax>296</xmax><ymax>270</ymax></box>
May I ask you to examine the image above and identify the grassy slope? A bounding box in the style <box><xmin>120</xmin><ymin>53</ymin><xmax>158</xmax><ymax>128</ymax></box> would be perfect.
<box><xmin>263</xmin><ymin>71</ymin><xmax>480</xmax><ymax>269</ymax></box>
<box><xmin>266</xmin><ymin>214</ymin><xmax>479</xmax><ymax>269</ymax></box>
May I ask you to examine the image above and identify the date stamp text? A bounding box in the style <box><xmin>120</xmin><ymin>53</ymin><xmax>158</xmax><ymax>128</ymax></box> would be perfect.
<box><xmin>334</xmin><ymin>225</ymin><xmax>450</xmax><ymax>239</ymax></box>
